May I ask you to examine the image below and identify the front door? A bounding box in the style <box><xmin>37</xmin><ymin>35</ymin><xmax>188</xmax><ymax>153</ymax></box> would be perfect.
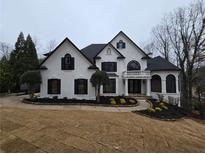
<box><xmin>128</xmin><ymin>79</ymin><xmax>141</xmax><ymax>94</ymax></box>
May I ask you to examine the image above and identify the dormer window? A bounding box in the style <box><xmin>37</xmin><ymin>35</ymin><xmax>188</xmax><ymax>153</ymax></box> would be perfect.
<box><xmin>107</xmin><ymin>48</ymin><xmax>111</xmax><ymax>55</ymax></box>
<box><xmin>61</xmin><ymin>54</ymin><xmax>74</xmax><ymax>70</ymax></box>
<box><xmin>117</xmin><ymin>40</ymin><xmax>125</xmax><ymax>49</ymax></box>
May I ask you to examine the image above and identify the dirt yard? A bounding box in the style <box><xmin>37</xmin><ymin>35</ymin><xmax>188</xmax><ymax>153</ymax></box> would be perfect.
<box><xmin>0</xmin><ymin>96</ymin><xmax>205</xmax><ymax>152</ymax></box>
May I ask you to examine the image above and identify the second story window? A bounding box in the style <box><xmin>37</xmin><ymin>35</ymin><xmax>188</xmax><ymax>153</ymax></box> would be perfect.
<box><xmin>102</xmin><ymin>62</ymin><xmax>117</xmax><ymax>72</ymax></box>
<box><xmin>117</xmin><ymin>40</ymin><xmax>125</xmax><ymax>49</ymax></box>
<box><xmin>61</xmin><ymin>54</ymin><xmax>74</xmax><ymax>70</ymax></box>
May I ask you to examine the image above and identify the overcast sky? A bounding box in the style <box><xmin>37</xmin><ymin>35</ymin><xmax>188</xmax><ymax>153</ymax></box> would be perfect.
<box><xmin>1</xmin><ymin>0</ymin><xmax>193</xmax><ymax>57</ymax></box>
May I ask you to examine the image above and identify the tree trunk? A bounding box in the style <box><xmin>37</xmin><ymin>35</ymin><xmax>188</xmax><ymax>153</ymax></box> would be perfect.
<box><xmin>180</xmin><ymin>73</ymin><xmax>188</xmax><ymax>109</ymax></box>
<box><xmin>187</xmin><ymin>70</ymin><xmax>193</xmax><ymax>111</ymax></box>
<box><xmin>96</xmin><ymin>85</ymin><xmax>101</xmax><ymax>103</ymax></box>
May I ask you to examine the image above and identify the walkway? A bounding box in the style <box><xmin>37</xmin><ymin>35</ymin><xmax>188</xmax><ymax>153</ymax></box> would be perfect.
<box><xmin>0</xmin><ymin>95</ymin><xmax>151</xmax><ymax>112</ymax></box>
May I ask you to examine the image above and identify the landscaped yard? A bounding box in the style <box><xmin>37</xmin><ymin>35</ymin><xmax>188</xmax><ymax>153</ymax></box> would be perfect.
<box><xmin>0</xmin><ymin>96</ymin><xmax>205</xmax><ymax>152</ymax></box>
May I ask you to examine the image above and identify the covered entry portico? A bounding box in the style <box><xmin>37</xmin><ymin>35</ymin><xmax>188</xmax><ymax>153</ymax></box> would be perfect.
<box><xmin>122</xmin><ymin>71</ymin><xmax>151</xmax><ymax>96</ymax></box>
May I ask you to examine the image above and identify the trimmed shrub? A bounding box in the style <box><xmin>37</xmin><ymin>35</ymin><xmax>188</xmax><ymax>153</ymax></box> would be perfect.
<box><xmin>120</xmin><ymin>98</ymin><xmax>126</xmax><ymax>104</ymax></box>
<box><xmin>110</xmin><ymin>98</ymin><xmax>116</xmax><ymax>105</ymax></box>
<box><xmin>155</xmin><ymin>107</ymin><xmax>162</xmax><ymax>112</ymax></box>
<box><xmin>147</xmin><ymin>107</ymin><xmax>156</xmax><ymax>113</ymax></box>
<box><xmin>161</xmin><ymin>105</ymin><xmax>168</xmax><ymax>110</ymax></box>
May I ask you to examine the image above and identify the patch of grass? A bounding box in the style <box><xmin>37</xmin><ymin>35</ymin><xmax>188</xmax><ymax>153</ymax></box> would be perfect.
<box><xmin>1</xmin><ymin>137</ymin><xmax>40</xmax><ymax>152</ymax></box>
<box><xmin>0</xmin><ymin>119</ymin><xmax>22</xmax><ymax>132</ymax></box>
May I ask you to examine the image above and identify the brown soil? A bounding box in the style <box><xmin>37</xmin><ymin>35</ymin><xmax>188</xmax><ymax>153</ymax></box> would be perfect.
<box><xmin>0</xmin><ymin>96</ymin><xmax>205</xmax><ymax>152</ymax></box>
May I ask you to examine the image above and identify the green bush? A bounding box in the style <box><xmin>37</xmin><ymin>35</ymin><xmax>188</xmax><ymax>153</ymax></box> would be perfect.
<box><xmin>192</xmin><ymin>100</ymin><xmax>201</xmax><ymax>110</ymax></box>
<box><xmin>110</xmin><ymin>98</ymin><xmax>116</xmax><ymax>105</ymax></box>
<box><xmin>120</xmin><ymin>98</ymin><xmax>126</xmax><ymax>104</ymax></box>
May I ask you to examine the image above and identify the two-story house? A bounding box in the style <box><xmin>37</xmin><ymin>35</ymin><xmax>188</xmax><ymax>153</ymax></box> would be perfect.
<box><xmin>40</xmin><ymin>31</ymin><xmax>180</xmax><ymax>101</ymax></box>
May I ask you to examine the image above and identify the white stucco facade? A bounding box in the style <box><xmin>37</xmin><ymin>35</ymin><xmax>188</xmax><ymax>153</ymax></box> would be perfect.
<box><xmin>40</xmin><ymin>39</ymin><xmax>96</xmax><ymax>100</ymax></box>
<box><xmin>40</xmin><ymin>32</ymin><xmax>180</xmax><ymax>102</ymax></box>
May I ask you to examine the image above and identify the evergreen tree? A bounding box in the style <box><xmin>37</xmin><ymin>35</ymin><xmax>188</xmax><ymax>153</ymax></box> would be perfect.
<box><xmin>9</xmin><ymin>32</ymin><xmax>26</xmax><ymax>91</ymax></box>
<box><xmin>0</xmin><ymin>56</ymin><xmax>14</xmax><ymax>93</ymax></box>
<box><xmin>24</xmin><ymin>34</ymin><xmax>39</xmax><ymax>70</ymax></box>
<box><xmin>9</xmin><ymin>32</ymin><xmax>39</xmax><ymax>92</ymax></box>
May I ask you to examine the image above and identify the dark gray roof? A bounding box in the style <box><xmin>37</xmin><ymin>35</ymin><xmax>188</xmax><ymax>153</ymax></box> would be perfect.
<box><xmin>81</xmin><ymin>44</ymin><xmax>107</xmax><ymax>63</ymax></box>
<box><xmin>147</xmin><ymin>56</ymin><xmax>180</xmax><ymax>71</ymax></box>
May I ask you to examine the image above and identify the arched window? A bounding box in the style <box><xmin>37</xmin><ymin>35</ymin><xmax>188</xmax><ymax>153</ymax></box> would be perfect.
<box><xmin>61</xmin><ymin>54</ymin><xmax>74</xmax><ymax>70</ymax></box>
<box><xmin>166</xmin><ymin>74</ymin><xmax>176</xmax><ymax>93</ymax></box>
<box><xmin>151</xmin><ymin>75</ymin><xmax>161</xmax><ymax>92</ymax></box>
<box><xmin>117</xmin><ymin>40</ymin><xmax>125</xmax><ymax>49</ymax></box>
<box><xmin>65</xmin><ymin>54</ymin><xmax>71</xmax><ymax>64</ymax></box>
<box><xmin>127</xmin><ymin>60</ymin><xmax>141</xmax><ymax>71</ymax></box>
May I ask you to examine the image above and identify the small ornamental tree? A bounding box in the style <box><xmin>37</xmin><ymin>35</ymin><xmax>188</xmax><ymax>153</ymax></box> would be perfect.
<box><xmin>90</xmin><ymin>70</ymin><xmax>109</xmax><ymax>103</ymax></box>
<box><xmin>20</xmin><ymin>70</ymin><xmax>41</xmax><ymax>98</ymax></box>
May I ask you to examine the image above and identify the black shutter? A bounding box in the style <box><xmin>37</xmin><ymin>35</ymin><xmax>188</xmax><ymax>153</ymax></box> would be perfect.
<box><xmin>71</xmin><ymin>57</ymin><xmax>74</xmax><ymax>70</ymax></box>
<box><xmin>114</xmin><ymin>62</ymin><xmax>117</xmax><ymax>72</ymax></box>
<box><xmin>113</xmin><ymin>79</ymin><xmax>116</xmax><ymax>93</ymax></box>
<box><xmin>61</xmin><ymin>57</ymin><xmax>65</xmax><ymax>70</ymax></box>
<box><xmin>117</xmin><ymin>42</ymin><xmax>119</xmax><ymax>49</ymax></box>
<box><xmin>74</xmin><ymin>79</ymin><xmax>78</xmax><ymax>94</ymax></box>
<box><xmin>48</xmin><ymin>79</ymin><xmax>52</xmax><ymax>94</ymax></box>
<box><xmin>84</xmin><ymin>79</ymin><xmax>88</xmax><ymax>94</ymax></box>
<box><xmin>123</xmin><ymin>42</ymin><xmax>126</xmax><ymax>48</ymax></box>
<box><xmin>102</xmin><ymin>63</ymin><xmax>105</xmax><ymax>71</ymax></box>
<box><xmin>57</xmin><ymin>79</ymin><xmax>61</xmax><ymax>94</ymax></box>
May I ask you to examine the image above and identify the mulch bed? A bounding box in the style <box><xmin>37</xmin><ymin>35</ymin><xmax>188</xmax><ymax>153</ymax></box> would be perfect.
<box><xmin>133</xmin><ymin>104</ymin><xmax>189</xmax><ymax>121</ymax></box>
<box><xmin>133</xmin><ymin>99</ymin><xmax>190</xmax><ymax>121</ymax></box>
<box><xmin>133</xmin><ymin>99</ymin><xmax>205</xmax><ymax>121</ymax></box>
<box><xmin>22</xmin><ymin>96</ymin><xmax>139</xmax><ymax>107</ymax></box>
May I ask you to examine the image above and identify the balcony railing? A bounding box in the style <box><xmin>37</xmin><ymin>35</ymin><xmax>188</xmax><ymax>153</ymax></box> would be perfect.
<box><xmin>122</xmin><ymin>70</ymin><xmax>151</xmax><ymax>79</ymax></box>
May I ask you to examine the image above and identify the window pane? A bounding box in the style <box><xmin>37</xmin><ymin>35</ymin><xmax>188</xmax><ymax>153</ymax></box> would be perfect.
<box><xmin>151</xmin><ymin>75</ymin><xmax>161</xmax><ymax>92</ymax></box>
<box><xmin>102</xmin><ymin>62</ymin><xmax>117</xmax><ymax>72</ymax></box>
<box><xmin>48</xmin><ymin>79</ymin><xmax>60</xmax><ymax>94</ymax></box>
<box><xmin>75</xmin><ymin>79</ymin><xmax>87</xmax><ymax>94</ymax></box>
<box><xmin>127</xmin><ymin>61</ymin><xmax>141</xmax><ymax>70</ymax></box>
<box><xmin>52</xmin><ymin>80</ymin><xmax>58</xmax><ymax>94</ymax></box>
<box><xmin>166</xmin><ymin>75</ymin><xmax>176</xmax><ymax>93</ymax></box>
<box><xmin>103</xmin><ymin>79</ymin><xmax>116</xmax><ymax>93</ymax></box>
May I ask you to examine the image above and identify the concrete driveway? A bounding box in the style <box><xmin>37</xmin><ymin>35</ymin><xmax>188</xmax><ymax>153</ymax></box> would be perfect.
<box><xmin>0</xmin><ymin>95</ymin><xmax>151</xmax><ymax>112</ymax></box>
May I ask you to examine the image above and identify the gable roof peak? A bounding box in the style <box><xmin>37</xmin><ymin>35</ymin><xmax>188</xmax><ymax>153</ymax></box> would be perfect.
<box><xmin>40</xmin><ymin>37</ymin><xmax>94</xmax><ymax>66</ymax></box>
<box><xmin>110</xmin><ymin>31</ymin><xmax>150</xmax><ymax>58</ymax></box>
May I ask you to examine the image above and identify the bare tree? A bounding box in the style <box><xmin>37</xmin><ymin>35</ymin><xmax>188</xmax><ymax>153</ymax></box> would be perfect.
<box><xmin>152</xmin><ymin>24</ymin><xmax>172</xmax><ymax>61</ymax></box>
<box><xmin>46</xmin><ymin>40</ymin><xmax>57</xmax><ymax>52</ymax></box>
<box><xmin>143</xmin><ymin>41</ymin><xmax>156</xmax><ymax>57</ymax></box>
<box><xmin>145</xmin><ymin>1</ymin><xmax>205</xmax><ymax>110</ymax></box>
<box><xmin>0</xmin><ymin>42</ymin><xmax>12</xmax><ymax>60</ymax></box>
<box><xmin>144</xmin><ymin>23</ymin><xmax>174</xmax><ymax>62</ymax></box>
<box><xmin>164</xmin><ymin>1</ymin><xmax>205</xmax><ymax>109</ymax></box>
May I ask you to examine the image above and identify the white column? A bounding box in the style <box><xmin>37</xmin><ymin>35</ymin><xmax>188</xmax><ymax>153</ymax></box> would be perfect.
<box><xmin>176</xmin><ymin>79</ymin><xmax>179</xmax><ymax>94</ymax></box>
<box><xmin>125</xmin><ymin>79</ymin><xmax>128</xmax><ymax>96</ymax></box>
<box><xmin>162</xmin><ymin>79</ymin><xmax>166</xmax><ymax>94</ymax></box>
<box><xmin>146</xmin><ymin>79</ymin><xmax>151</xmax><ymax>96</ymax></box>
<box><xmin>100</xmin><ymin>85</ymin><xmax>103</xmax><ymax>95</ymax></box>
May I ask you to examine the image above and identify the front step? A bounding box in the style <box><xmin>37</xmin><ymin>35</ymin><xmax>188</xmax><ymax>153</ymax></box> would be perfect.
<box><xmin>126</xmin><ymin>95</ymin><xmax>152</xmax><ymax>108</ymax></box>
<box><xmin>128</xmin><ymin>94</ymin><xmax>152</xmax><ymax>100</ymax></box>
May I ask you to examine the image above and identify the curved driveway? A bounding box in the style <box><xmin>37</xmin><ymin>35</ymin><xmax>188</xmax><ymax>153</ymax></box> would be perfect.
<box><xmin>0</xmin><ymin>95</ymin><xmax>151</xmax><ymax>112</ymax></box>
